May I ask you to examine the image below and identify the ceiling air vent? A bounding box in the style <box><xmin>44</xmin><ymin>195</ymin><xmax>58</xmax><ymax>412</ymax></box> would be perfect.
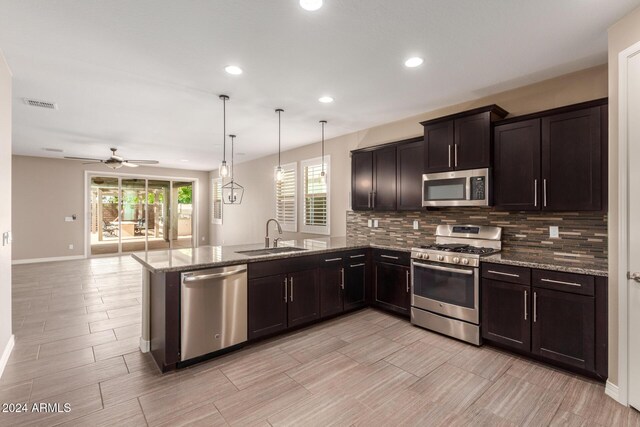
<box><xmin>23</xmin><ymin>98</ymin><xmax>58</xmax><ymax>110</ymax></box>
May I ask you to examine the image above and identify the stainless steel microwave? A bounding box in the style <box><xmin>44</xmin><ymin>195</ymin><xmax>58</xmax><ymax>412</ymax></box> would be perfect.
<box><xmin>422</xmin><ymin>168</ymin><xmax>490</xmax><ymax>207</ymax></box>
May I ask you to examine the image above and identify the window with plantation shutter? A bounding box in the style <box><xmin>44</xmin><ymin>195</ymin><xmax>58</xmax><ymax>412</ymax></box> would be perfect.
<box><xmin>275</xmin><ymin>163</ymin><xmax>297</xmax><ymax>232</ymax></box>
<box><xmin>211</xmin><ymin>177</ymin><xmax>222</xmax><ymax>224</ymax></box>
<box><xmin>301</xmin><ymin>156</ymin><xmax>330</xmax><ymax>235</ymax></box>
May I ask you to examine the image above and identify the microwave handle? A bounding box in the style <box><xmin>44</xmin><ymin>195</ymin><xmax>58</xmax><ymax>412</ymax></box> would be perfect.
<box><xmin>466</xmin><ymin>177</ymin><xmax>471</xmax><ymax>201</ymax></box>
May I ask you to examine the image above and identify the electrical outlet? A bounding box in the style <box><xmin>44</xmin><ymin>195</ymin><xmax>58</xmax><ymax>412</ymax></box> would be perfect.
<box><xmin>68</xmin><ymin>244</ymin><xmax>74</xmax><ymax>250</ymax></box>
<box><xmin>549</xmin><ymin>226</ymin><xmax>559</xmax><ymax>239</ymax></box>
<box><xmin>367</xmin><ymin>219</ymin><xmax>373</xmax><ymax>228</ymax></box>
<box><xmin>413</xmin><ymin>220</ymin><xmax>419</xmax><ymax>230</ymax></box>
<box><xmin>373</xmin><ymin>220</ymin><xmax>379</xmax><ymax>228</ymax></box>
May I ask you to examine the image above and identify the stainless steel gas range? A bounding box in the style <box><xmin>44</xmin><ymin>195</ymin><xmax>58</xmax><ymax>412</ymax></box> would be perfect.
<box><xmin>410</xmin><ymin>224</ymin><xmax>502</xmax><ymax>345</ymax></box>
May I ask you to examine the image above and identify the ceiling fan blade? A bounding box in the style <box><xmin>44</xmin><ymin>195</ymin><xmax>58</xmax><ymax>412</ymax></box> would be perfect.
<box><xmin>127</xmin><ymin>160</ymin><xmax>159</xmax><ymax>164</ymax></box>
<box><xmin>122</xmin><ymin>162</ymin><xmax>139</xmax><ymax>168</ymax></box>
<box><xmin>64</xmin><ymin>156</ymin><xmax>103</xmax><ymax>161</ymax></box>
<box><xmin>111</xmin><ymin>155</ymin><xmax>124</xmax><ymax>161</ymax></box>
<box><xmin>82</xmin><ymin>161</ymin><xmax>104</xmax><ymax>165</ymax></box>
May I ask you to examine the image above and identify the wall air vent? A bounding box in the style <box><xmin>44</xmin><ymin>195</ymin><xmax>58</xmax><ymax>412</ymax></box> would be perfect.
<box><xmin>23</xmin><ymin>98</ymin><xmax>58</xmax><ymax>110</ymax></box>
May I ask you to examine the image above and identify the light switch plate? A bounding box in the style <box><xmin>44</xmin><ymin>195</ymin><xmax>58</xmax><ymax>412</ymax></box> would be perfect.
<box><xmin>2</xmin><ymin>231</ymin><xmax>10</xmax><ymax>246</ymax></box>
<box><xmin>549</xmin><ymin>226</ymin><xmax>559</xmax><ymax>239</ymax></box>
<box><xmin>367</xmin><ymin>219</ymin><xmax>373</xmax><ymax>228</ymax></box>
<box><xmin>373</xmin><ymin>220</ymin><xmax>379</xmax><ymax>228</ymax></box>
<box><xmin>413</xmin><ymin>220</ymin><xmax>419</xmax><ymax>230</ymax></box>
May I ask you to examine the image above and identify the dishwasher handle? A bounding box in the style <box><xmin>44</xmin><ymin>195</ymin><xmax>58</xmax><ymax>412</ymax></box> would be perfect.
<box><xmin>183</xmin><ymin>267</ymin><xmax>247</xmax><ymax>283</ymax></box>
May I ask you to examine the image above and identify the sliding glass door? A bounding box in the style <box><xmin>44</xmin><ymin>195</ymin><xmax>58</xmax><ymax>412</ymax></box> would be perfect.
<box><xmin>89</xmin><ymin>175</ymin><xmax>195</xmax><ymax>256</ymax></box>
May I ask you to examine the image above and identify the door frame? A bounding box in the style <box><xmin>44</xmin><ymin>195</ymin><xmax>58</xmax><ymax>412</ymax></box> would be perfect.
<box><xmin>83</xmin><ymin>170</ymin><xmax>200</xmax><ymax>258</ymax></box>
<box><xmin>614</xmin><ymin>38</ymin><xmax>640</xmax><ymax>407</ymax></box>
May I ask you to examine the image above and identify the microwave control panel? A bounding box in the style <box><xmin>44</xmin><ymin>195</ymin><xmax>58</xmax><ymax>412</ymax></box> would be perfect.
<box><xmin>470</xmin><ymin>176</ymin><xmax>486</xmax><ymax>200</ymax></box>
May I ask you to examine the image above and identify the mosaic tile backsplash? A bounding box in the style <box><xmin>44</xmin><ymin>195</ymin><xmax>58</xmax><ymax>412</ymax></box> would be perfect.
<box><xmin>346</xmin><ymin>209</ymin><xmax>607</xmax><ymax>261</ymax></box>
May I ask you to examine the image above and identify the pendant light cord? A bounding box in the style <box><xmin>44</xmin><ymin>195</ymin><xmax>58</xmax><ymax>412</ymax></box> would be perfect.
<box><xmin>230</xmin><ymin>135</ymin><xmax>235</xmax><ymax>180</ymax></box>
<box><xmin>320</xmin><ymin>120</ymin><xmax>327</xmax><ymax>174</ymax></box>
<box><xmin>223</xmin><ymin>97</ymin><xmax>226</xmax><ymax>162</ymax></box>
<box><xmin>278</xmin><ymin>110</ymin><xmax>282</xmax><ymax>167</ymax></box>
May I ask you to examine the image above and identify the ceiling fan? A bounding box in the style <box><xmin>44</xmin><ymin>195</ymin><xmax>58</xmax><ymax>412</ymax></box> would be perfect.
<box><xmin>64</xmin><ymin>148</ymin><xmax>159</xmax><ymax>169</ymax></box>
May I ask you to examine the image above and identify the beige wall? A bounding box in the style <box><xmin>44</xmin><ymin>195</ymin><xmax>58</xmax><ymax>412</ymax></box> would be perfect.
<box><xmin>212</xmin><ymin>64</ymin><xmax>607</xmax><ymax>247</ymax></box>
<box><xmin>607</xmin><ymin>5</ymin><xmax>640</xmax><ymax>388</ymax></box>
<box><xmin>0</xmin><ymin>51</ymin><xmax>13</xmax><ymax>366</ymax></box>
<box><xmin>11</xmin><ymin>156</ymin><xmax>210</xmax><ymax>261</ymax></box>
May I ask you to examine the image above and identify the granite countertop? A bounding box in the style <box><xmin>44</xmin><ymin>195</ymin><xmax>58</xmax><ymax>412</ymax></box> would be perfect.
<box><xmin>482</xmin><ymin>250</ymin><xmax>608</xmax><ymax>277</ymax></box>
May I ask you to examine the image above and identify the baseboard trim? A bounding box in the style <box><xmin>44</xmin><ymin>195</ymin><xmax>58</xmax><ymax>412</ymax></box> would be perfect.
<box><xmin>12</xmin><ymin>255</ymin><xmax>85</xmax><ymax>265</ymax></box>
<box><xmin>0</xmin><ymin>335</ymin><xmax>15</xmax><ymax>379</ymax></box>
<box><xmin>605</xmin><ymin>380</ymin><xmax>621</xmax><ymax>402</ymax></box>
<box><xmin>140</xmin><ymin>338</ymin><xmax>150</xmax><ymax>353</ymax></box>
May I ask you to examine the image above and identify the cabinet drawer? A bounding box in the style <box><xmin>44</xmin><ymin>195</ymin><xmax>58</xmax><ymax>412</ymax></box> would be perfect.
<box><xmin>249</xmin><ymin>255</ymin><xmax>318</xmax><ymax>279</ymax></box>
<box><xmin>532</xmin><ymin>269</ymin><xmax>594</xmax><ymax>296</ymax></box>
<box><xmin>320</xmin><ymin>252</ymin><xmax>348</xmax><ymax>264</ymax></box>
<box><xmin>373</xmin><ymin>249</ymin><xmax>410</xmax><ymax>266</ymax></box>
<box><xmin>481</xmin><ymin>263</ymin><xmax>531</xmax><ymax>285</ymax></box>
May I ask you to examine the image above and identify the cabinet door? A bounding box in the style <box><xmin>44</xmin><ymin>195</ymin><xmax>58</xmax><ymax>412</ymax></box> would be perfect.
<box><xmin>481</xmin><ymin>279</ymin><xmax>531</xmax><ymax>352</ymax></box>
<box><xmin>351</xmin><ymin>151</ymin><xmax>373</xmax><ymax>211</ymax></box>
<box><xmin>532</xmin><ymin>287</ymin><xmax>595</xmax><ymax>372</ymax></box>
<box><xmin>248</xmin><ymin>274</ymin><xmax>288</xmax><ymax>340</ymax></box>
<box><xmin>541</xmin><ymin>106</ymin><xmax>602</xmax><ymax>211</ymax></box>
<box><xmin>344</xmin><ymin>261</ymin><xmax>366</xmax><ymax>310</ymax></box>
<box><xmin>424</xmin><ymin>120</ymin><xmax>454</xmax><ymax>173</ymax></box>
<box><xmin>454</xmin><ymin>112</ymin><xmax>491</xmax><ymax>170</ymax></box>
<box><xmin>287</xmin><ymin>269</ymin><xmax>320</xmax><ymax>328</ymax></box>
<box><xmin>375</xmin><ymin>262</ymin><xmax>410</xmax><ymax>315</ymax></box>
<box><xmin>319</xmin><ymin>265</ymin><xmax>343</xmax><ymax>317</ymax></box>
<box><xmin>372</xmin><ymin>146</ymin><xmax>397</xmax><ymax>210</ymax></box>
<box><xmin>396</xmin><ymin>140</ymin><xmax>425</xmax><ymax>210</ymax></box>
<box><xmin>493</xmin><ymin>119</ymin><xmax>541</xmax><ymax>210</ymax></box>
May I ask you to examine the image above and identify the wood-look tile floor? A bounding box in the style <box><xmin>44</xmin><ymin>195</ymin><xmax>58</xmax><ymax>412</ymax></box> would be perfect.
<box><xmin>2</xmin><ymin>257</ymin><xmax>639</xmax><ymax>426</ymax></box>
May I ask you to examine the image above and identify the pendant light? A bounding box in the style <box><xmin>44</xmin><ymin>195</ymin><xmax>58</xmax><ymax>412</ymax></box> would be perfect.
<box><xmin>275</xmin><ymin>108</ymin><xmax>285</xmax><ymax>182</ymax></box>
<box><xmin>222</xmin><ymin>134</ymin><xmax>244</xmax><ymax>204</ymax></box>
<box><xmin>319</xmin><ymin>120</ymin><xmax>327</xmax><ymax>184</ymax></box>
<box><xmin>218</xmin><ymin>95</ymin><xmax>230</xmax><ymax>178</ymax></box>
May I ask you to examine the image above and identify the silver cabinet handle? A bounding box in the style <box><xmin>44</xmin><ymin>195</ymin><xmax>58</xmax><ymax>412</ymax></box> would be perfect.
<box><xmin>372</xmin><ymin>192</ymin><xmax>376</xmax><ymax>208</ymax></box>
<box><xmin>448</xmin><ymin>144</ymin><xmax>452</xmax><ymax>168</ymax></box>
<box><xmin>540</xmin><ymin>278</ymin><xmax>581</xmax><ymax>287</ymax></box>
<box><xmin>543</xmin><ymin>179</ymin><xmax>547</xmax><ymax>207</ymax></box>
<box><xmin>533</xmin><ymin>291</ymin><xmax>537</xmax><ymax>323</ymax></box>
<box><xmin>487</xmin><ymin>270</ymin><xmax>520</xmax><ymax>278</ymax></box>
<box><xmin>628</xmin><ymin>272</ymin><xmax>640</xmax><ymax>282</ymax></box>
<box><xmin>350</xmin><ymin>254</ymin><xmax>365</xmax><ymax>259</ymax></box>
<box><xmin>290</xmin><ymin>276</ymin><xmax>294</xmax><ymax>302</ymax></box>
<box><xmin>524</xmin><ymin>290</ymin><xmax>528</xmax><ymax>321</ymax></box>
<box><xmin>534</xmin><ymin>179</ymin><xmax>538</xmax><ymax>207</ymax></box>
<box><xmin>325</xmin><ymin>257</ymin><xmax>343</xmax><ymax>262</ymax></box>
<box><xmin>368</xmin><ymin>192</ymin><xmax>372</xmax><ymax>208</ymax></box>
<box><xmin>340</xmin><ymin>268</ymin><xmax>345</xmax><ymax>290</ymax></box>
<box><xmin>283</xmin><ymin>277</ymin><xmax>288</xmax><ymax>302</ymax></box>
<box><xmin>406</xmin><ymin>270</ymin><xmax>410</xmax><ymax>293</ymax></box>
<box><xmin>454</xmin><ymin>144</ymin><xmax>458</xmax><ymax>168</ymax></box>
<box><xmin>350</xmin><ymin>263</ymin><xmax>366</xmax><ymax>268</ymax></box>
<box><xmin>380</xmin><ymin>255</ymin><xmax>399</xmax><ymax>260</ymax></box>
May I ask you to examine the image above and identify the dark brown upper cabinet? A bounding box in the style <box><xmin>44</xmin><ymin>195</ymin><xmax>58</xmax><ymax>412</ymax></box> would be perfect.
<box><xmin>493</xmin><ymin>99</ymin><xmax>606</xmax><ymax>212</ymax></box>
<box><xmin>396</xmin><ymin>138</ymin><xmax>424</xmax><ymax>210</ymax></box>
<box><xmin>351</xmin><ymin>145</ymin><xmax>396</xmax><ymax>211</ymax></box>
<box><xmin>421</xmin><ymin>105</ymin><xmax>508</xmax><ymax>174</ymax></box>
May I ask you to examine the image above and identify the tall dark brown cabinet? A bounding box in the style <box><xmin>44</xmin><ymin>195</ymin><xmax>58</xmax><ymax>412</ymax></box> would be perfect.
<box><xmin>351</xmin><ymin>147</ymin><xmax>396</xmax><ymax>211</ymax></box>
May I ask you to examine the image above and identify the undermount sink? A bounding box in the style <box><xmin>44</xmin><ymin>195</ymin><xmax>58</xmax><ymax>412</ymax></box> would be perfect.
<box><xmin>236</xmin><ymin>247</ymin><xmax>309</xmax><ymax>257</ymax></box>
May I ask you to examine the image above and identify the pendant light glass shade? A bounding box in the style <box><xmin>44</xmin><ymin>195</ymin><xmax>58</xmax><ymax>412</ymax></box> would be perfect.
<box><xmin>319</xmin><ymin>120</ymin><xmax>327</xmax><ymax>184</ymax></box>
<box><xmin>222</xmin><ymin>134</ymin><xmax>244</xmax><ymax>204</ymax></box>
<box><xmin>219</xmin><ymin>95</ymin><xmax>230</xmax><ymax>178</ymax></box>
<box><xmin>275</xmin><ymin>108</ymin><xmax>284</xmax><ymax>182</ymax></box>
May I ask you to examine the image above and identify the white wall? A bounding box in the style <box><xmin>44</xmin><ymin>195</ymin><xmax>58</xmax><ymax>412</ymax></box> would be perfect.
<box><xmin>11</xmin><ymin>156</ymin><xmax>211</xmax><ymax>261</ymax></box>
<box><xmin>211</xmin><ymin>65</ymin><xmax>608</xmax><ymax>247</ymax></box>
<box><xmin>0</xmin><ymin>50</ymin><xmax>13</xmax><ymax>374</ymax></box>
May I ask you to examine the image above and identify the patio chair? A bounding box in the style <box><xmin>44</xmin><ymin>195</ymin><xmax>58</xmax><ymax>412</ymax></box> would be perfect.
<box><xmin>134</xmin><ymin>218</ymin><xmax>145</xmax><ymax>236</ymax></box>
<box><xmin>103</xmin><ymin>220</ymin><xmax>118</xmax><ymax>237</ymax></box>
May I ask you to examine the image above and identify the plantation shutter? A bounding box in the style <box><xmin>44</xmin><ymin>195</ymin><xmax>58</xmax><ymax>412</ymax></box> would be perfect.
<box><xmin>275</xmin><ymin>163</ymin><xmax>297</xmax><ymax>232</ymax></box>
<box><xmin>302</xmin><ymin>158</ymin><xmax>329</xmax><ymax>235</ymax></box>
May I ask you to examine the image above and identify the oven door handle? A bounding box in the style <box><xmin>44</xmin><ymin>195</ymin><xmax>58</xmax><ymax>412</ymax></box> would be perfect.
<box><xmin>412</xmin><ymin>262</ymin><xmax>474</xmax><ymax>275</ymax></box>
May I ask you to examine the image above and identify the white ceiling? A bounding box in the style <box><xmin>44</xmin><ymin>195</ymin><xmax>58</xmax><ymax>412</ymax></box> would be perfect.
<box><xmin>1</xmin><ymin>0</ymin><xmax>638</xmax><ymax>171</ymax></box>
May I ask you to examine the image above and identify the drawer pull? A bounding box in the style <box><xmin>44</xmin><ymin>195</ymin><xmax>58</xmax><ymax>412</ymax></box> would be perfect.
<box><xmin>540</xmin><ymin>278</ymin><xmax>581</xmax><ymax>287</ymax></box>
<box><xmin>487</xmin><ymin>270</ymin><xmax>520</xmax><ymax>278</ymax></box>
<box><xmin>524</xmin><ymin>290</ymin><xmax>528</xmax><ymax>321</ymax></box>
<box><xmin>380</xmin><ymin>255</ymin><xmax>399</xmax><ymax>260</ymax></box>
<box><xmin>325</xmin><ymin>258</ymin><xmax>343</xmax><ymax>262</ymax></box>
<box><xmin>350</xmin><ymin>263</ymin><xmax>366</xmax><ymax>268</ymax></box>
<box><xmin>350</xmin><ymin>254</ymin><xmax>365</xmax><ymax>259</ymax></box>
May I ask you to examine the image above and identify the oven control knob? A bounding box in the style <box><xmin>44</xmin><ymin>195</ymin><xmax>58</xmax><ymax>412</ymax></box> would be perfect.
<box><xmin>423</xmin><ymin>253</ymin><xmax>429</xmax><ymax>260</ymax></box>
<box><xmin>461</xmin><ymin>258</ymin><xmax>469</xmax><ymax>265</ymax></box>
<box><xmin>437</xmin><ymin>255</ymin><xmax>444</xmax><ymax>261</ymax></box>
<box><xmin>452</xmin><ymin>257</ymin><xmax>460</xmax><ymax>264</ymax></box>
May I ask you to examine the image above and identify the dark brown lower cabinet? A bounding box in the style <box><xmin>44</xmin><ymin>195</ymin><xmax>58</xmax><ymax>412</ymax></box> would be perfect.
<box><xmin>344</xmin><ymin>261</ymin><xmax>366</xmax><ymax>310</ymax></box>
<box><xmin>481</xmin><ymin>279</ymin><xmax>530</xmax><ymax>352</ymax></box>
<box><xmin>374</xmin><ymin>261</ymin><xmax>410</xmax><ymax>315</ymax></box>
<box><xmin>531</xmin><ymin>287</ymin><xmax>595</xmax><ymax>372</ymax></box>
<box><xmin>319</xmin><ymin>265</ymin><xmax>344</xmax><ymax>317</ymax></box>
<box><xmin>287</xmin><ymin>269</ymin><xmax>320</xmax><ymax>328</ymax></box>
<box><xmin>248</xmin><ymin>274</ymin><xmax>288</xmax><ymax>340</ymax></box>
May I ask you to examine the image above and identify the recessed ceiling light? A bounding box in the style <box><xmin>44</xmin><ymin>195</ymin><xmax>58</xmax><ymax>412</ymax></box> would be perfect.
<box><xmin>404</xmin><ymin>57</ymin><xmax>424</xmax><ymax>68</ymax></box>
<box><xmin>224</xmin><ymin>65</ymin><xmax>243</xmax><ymax>75</ymax></box>
<box><xmin>319</xmin><ymin>96</ymin><xmax>334</xmax><ymax>103</ymax></box>
<box><xmin>300</xmin><ymin>0</ymin><xmax>323</xmax><ymax>11</ymax></box>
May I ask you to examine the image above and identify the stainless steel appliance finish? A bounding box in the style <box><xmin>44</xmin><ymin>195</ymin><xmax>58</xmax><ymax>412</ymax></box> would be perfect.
<box><xmin>410</xmin><ymin>225</ymin><xmax>502</xmax><ymax>345</ymax></box>
<box><xmin>180</xmin><ymin>265</ymin><xmax>248</xmax><ymax>361</ymax></box>
<box><xmin>422</xmin><ymin>168</ymin><xmax>490</xmax><ymax>207</ymax></box>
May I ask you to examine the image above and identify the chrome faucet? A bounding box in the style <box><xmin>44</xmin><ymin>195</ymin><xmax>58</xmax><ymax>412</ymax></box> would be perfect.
<box><xmin>265</xmin><ymin>218</ymin><xmax>283</xmax><ymax>248</ymax></box>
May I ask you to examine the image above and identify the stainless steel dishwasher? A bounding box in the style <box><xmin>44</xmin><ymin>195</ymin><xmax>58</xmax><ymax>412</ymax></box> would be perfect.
<box><xmin>180</xmin><ymin>264</ymin><xmax>248</xmax><ymax>361</ymax></box>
